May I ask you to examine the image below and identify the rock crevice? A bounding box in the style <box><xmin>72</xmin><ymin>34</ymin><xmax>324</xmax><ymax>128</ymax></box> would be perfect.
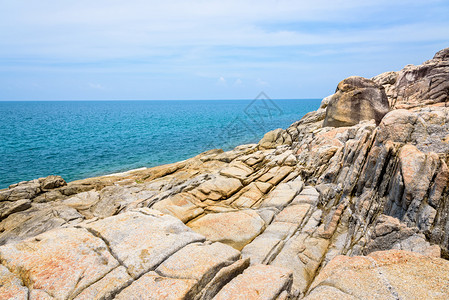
<box><xmin>1</xmin><ymin>47</ymin><xmax>449</xmax><ymax>299</ymax></box>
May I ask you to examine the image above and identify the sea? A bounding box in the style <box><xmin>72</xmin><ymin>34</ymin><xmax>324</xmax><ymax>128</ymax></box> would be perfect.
<box><xmin>0</xmin><ymin>98</ymin><xmax>321</xmax><ymax>189</ymax></box>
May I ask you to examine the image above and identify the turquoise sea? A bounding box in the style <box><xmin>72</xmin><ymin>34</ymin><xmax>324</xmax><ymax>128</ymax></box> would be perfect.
<box><xmin>0</xmin><ymin>99</ymin><xmax>321</xmax><ymax>189</ymax></box>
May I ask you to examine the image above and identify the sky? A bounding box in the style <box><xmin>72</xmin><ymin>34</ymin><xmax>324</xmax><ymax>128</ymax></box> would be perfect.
<box><xmin>1</xmin><ymin>0</ymin><xmax>449</xmax><ymax>101</ymax></box>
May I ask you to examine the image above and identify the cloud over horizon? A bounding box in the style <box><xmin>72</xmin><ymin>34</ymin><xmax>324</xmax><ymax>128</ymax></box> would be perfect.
<box><xmin>1</xmin><ymin>0</ymin><xmax>448</xmax><ymax>100</ymax></box>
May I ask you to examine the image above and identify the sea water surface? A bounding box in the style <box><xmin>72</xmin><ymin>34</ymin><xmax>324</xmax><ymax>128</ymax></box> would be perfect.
<box><xmin>0</xmin><ymin>99</ymin><xmax>321</xmax><ymax>188</ymax></box>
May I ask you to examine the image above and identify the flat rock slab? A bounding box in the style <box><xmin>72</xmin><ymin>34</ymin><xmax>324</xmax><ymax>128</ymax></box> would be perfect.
<box><xmin>188</xmin><ymin>210</ymin><xmax>265</xmax><ymax>250</ymax></box>
<box><xmin>74</xmin><ymin>266</ymin><xmax>132</xmax><ymax>300</ymax></box>
<box><xmin>274</xmin><ymin>204</ymin><xmax>311</xmax><ymax>224</ymax></box>
<box><xmin>62</xmin><ymin>190</ymin><xmax>100</xmax><ymax>211</ymax></box>
<box><xmin>156</xmin><ymin>242</ymin><xmax>240</xmax><ymax>282</ymax></box>
<box><xmin>305</xmin><ymin>250</ymin><xmax>449</xmax><ymax>300</ymax></box>
<box><xmin>198</xmin><ymin>258</ymin><xmax>250</xmax><ymax>300</ymax></box>
<box><xmin>262</xmin><ymin>179</ymin><xmax>303</xmax><ymax>210</ymax></box>
<box><xmin>151</xmin><ymin>192</ymin><xmax>204</xmax><ymax>223</ymax></box>
<box><xmin>242</xmin><ymin>221</ymin><xmax>298</xmax><ymax>265</ymax></box>
<box><xmin>213</xmin><ymin>264</ymin><xmax>293</xmax><ymax>300</ymax></box>
<box><xmin>0</xmin><ymin>227</ymin><xmax>118</xmax><ymax>299</ymax></box>
<box><xmin>0</xmin><ymin>199</ymin><xmax>31</xmax><ymax>220</ymax></box>
<box><xmin>291</xmin><ymin>186</ymin><xmax>320</xmax><ymax>206</ymax></box>
<box><xmin>241</xmin><ymin>193</ymin><xmax>314</xmax><ymax>265</ymax></box>
<box><xmin>271</xmin><ymin>234</ymin><xmax>329</xmax><ymax>295</ymax></box>
<box><xmin>0</xmin><ymin>180</ymin><xmax>41</xmax><ymax>201</ymax></box>
<box><xmin>257</xmin><ymin>166</ymin><xmax>293</xmax><ymax>186</ymax></box>
<box><xmin>197</xmin><ymin>176</ymin><xmax>243</xmax><ymax>200</ymax></box>
<box><xmin>0</xmin><ymin>203</ymin><xmax>84</xmax><ymax>246</ymax></box>
<box><xmin>220</xmin><ymin>163</ymin><xmax>253</xmax><ymax>180</ymax></box>
<box><xmin>229</xmin><ymin>182</ymin><xmax>266</xmax><ymax>208</ymax></box>
<box><xmin>82</xmin><ymin>208</ymin><xmax>205</xmax><ymax>278</ymax></box>
<box><xmin>115</xmin><ymin>271</ymin><xmax>197</xmax><ymax>300</ymax></box>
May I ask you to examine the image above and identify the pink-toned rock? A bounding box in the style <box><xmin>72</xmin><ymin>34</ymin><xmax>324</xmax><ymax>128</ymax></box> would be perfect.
<box><xmin>197</xmin><ymin>176</ymin><xmax>243</xmax><ymax>200</ymax></box>
<box><xmin>198</xmin><ymin>258</ymin><xmax>250</xmax><ymax>300</ymax></box>
<box><xmin>74</xmin><ymin>266</ymin><xmax>132</xmax><ymax>300</ymax></box>
<box><xmin>274</xmin><ymin>204</ymin><xmax>310</xmax><ymax>224</ymax></box>
<box><xmin>261</xmin><ymin>179</ymin><xmax>303</xmax><ymax>210</ymax></box>
<box><xmin>213</xmin><ymin>264</ymin><xmax>293</xmax><ymax>300</ymax></box>
<box><xmin>400</xmin><ymin>145</ymin><xmax>439</xmax><ymax>203</ymax></box>
<box><xmin>188</xmin><ymin>210</ymin><xmax>265</xmax><ymax>250</ymax></box>
<box><xmin>241</xmin><ymin>222</ymin><xmax>297</xmax><ymax>265</ymax></box>
<box><xmin>228</xmin><ymin>182</ymin><xmax>265</xmax><ymax>208</ymax></box>
<box><xmin>257</xmin><ymin>166</ymin><xmax>293</xmax><ymax>185</ymax></box>
<box><xmin>156</xmin><ymin>242</ymin><xmax>240</xmax><ymax>292</ymax></box>
<box><xmin>310</xmin><ymin>127</ymin><xmax>347</xmax><ymax>151</ymax></box>
<box><xmin>305</xmin><ymin>250</ymin><xmax>449</xmax><ymax>300</ymax></box>
<box><xmin>390</xmin><ymin>48</ymin><xmax>449</xmax><ymax>109</ymax></box>
<box><xmin>0</xmin><ymin>227</ymin><xmax>118</xmax><ymax>299</ymax></box>
<box><xmin>220</xmin><ymin>162</ymin><xmax>254</xmax><ymax>180</ymax></box>
<box><xmin>29</xmin><ymin>289</ymin><xmax>54</xmax><ymax>299</ymax></box>
<box><xmin>115</xmin><ymin>271</ymin><xmax>197</xmax><ymax>300</ymax></box>
<box><xmin>82</xmin><ymin>209</ymin><xmax>205</xmax><ymax>278</ymax></box>
<box><xmin>151</xmin><ymin>192</ymin><xmax>204</xmax><ymax>223</ymax></box>
<box><xmin>0</xmin><ymin>265</ymin><xmax>28</xmax><ymax>300</ymax></box>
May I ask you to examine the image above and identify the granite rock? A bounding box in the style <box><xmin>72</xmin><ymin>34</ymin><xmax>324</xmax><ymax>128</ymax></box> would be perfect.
<box><xmin>0</xmin><ymin>47</ymin><xmax>448</xmax><ymax>299</ymax></box>
<box><xmin>305</xmin><ymin>250</ymin><xmax>449</xmax><ymax>299</ymax></box>
<box><xmin>323</xmin><ymin>76</ymin><xmax>390</xmax><ymax>127</ymax></box>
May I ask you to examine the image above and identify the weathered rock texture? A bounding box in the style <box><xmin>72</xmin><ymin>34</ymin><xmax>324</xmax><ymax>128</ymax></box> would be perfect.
<box><xmin>324</xmin><ymin>76</ymin><xmax>390</xmax><ymax>127</ymax></box>
<box><xmin>305</xmin><ymin>249</ymin><xmax>449</xmax><ymax>299</ymax></box>
<box><xmin>0</xmin><ymin>47</ymin><xmax>448</xmax><ymax>299</ymax></box>
<box><xmin>373</xmin><ymin>47</ymin><xmax>449</xmax><ymax>109</ymax></box>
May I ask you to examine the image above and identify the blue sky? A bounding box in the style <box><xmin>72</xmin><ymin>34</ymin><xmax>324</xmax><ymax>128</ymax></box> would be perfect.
<box><xmin>1</xmin><ymin>0</ymin><xmax>448</xmax><ymax>100</ymax></box>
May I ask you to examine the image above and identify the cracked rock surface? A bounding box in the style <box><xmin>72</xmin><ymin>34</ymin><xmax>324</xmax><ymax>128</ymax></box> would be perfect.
<box><xmin>0</xmin><ymin>48</ymin><xmax>448</xmax><ymax>299</ymax></box>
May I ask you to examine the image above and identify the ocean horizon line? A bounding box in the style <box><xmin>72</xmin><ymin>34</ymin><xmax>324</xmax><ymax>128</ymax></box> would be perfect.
<box><xmin>0</xmin><ymin>98</ymin><xmax>323</xmax><ymax>102</ymax></box>
<box><xmin>0</xmin><ymin>98</ymin><xmax>322</xmax><ymax>188</ymax></box>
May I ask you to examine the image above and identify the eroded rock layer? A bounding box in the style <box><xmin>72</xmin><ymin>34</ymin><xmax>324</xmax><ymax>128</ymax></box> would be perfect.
<box><xmin>0</xmin><ymin>48</ymin><xmax>448</xmax><ymax>299</ymax></box>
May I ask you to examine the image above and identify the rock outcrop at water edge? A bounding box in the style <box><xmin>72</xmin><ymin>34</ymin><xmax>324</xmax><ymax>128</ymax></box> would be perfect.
<box><xmin>0</xmin><ymin>47</ymin><xmax>448</xmax><ymax>299</ymax></box>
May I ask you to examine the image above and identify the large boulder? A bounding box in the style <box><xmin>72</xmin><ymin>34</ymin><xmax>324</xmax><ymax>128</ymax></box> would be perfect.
<box><xmin>323</xmin><ymin>76</ymin><xmax>390</xmax><ymax>127</ymax></box>
<box><xmin>39</xmin><ymin>175</ymin><xmax>66</xmax><ymax>190</ymax></box>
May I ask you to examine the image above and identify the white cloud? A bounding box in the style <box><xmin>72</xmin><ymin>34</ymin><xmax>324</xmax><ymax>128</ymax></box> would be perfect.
<box><xmin>0</xmin><ymin>0</ymin><xmax>448</xmax><ymax>100</ymax></box>
<box><xmin>88</xmin><ymin>83</ymin><xmax>105</xmax><ymax>90</ymax></box>
<box><xmin>1</xmin><ymin>0</ymin><xmax>448</xmax><ymax>61</ymax></box>
<box><xmin>257</xmin><ymin>78</ymin><xmax>269</xmax><ymax>87</ymax></box>
<box><xmin>217</xmin><ymin>76</ymin><xmax>227</xmax><ymax>86</ymax></box>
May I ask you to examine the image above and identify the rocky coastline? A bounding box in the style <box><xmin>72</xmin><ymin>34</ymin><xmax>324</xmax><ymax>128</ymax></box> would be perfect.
<box><xmin>1</xmin><ymin>48</ymin><xmax>449</xmax><ymax>299</ymax></box>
